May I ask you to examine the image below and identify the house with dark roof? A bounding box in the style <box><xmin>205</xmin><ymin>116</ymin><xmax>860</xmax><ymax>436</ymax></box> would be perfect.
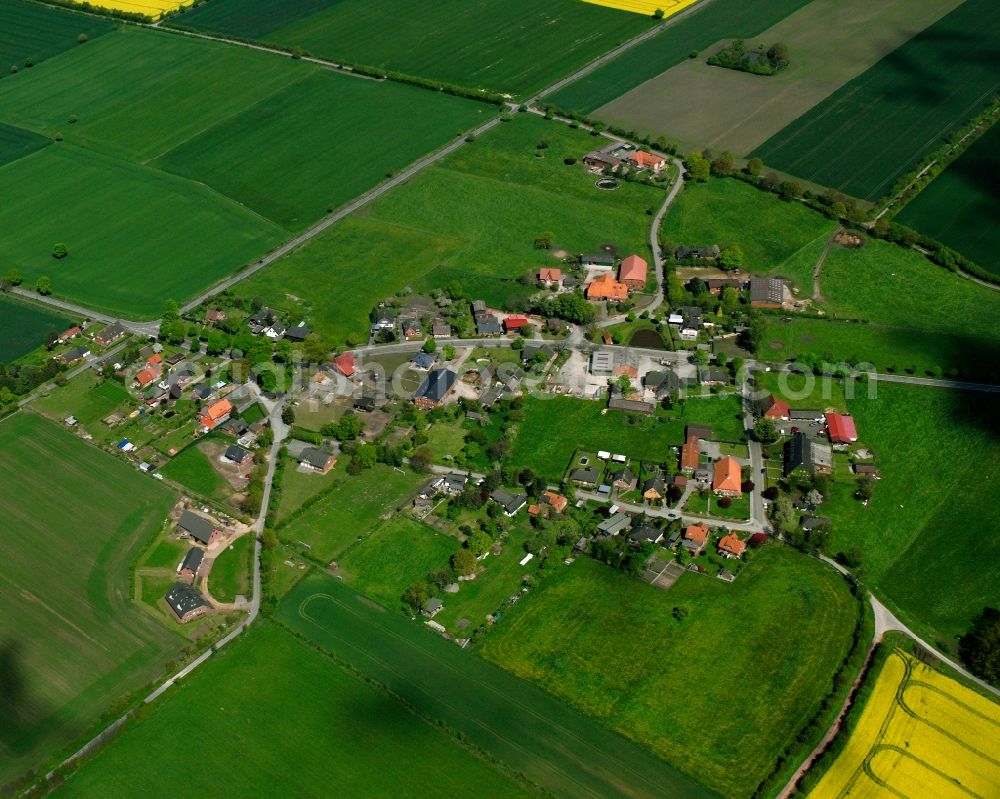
<box><xmin>414</xmin><ymin>368</ymin><xmax>457</xmax><ymax>409</ymax></box>
<box><xmin>432</xmin><ymin>319</ymin><xmax>452</xmax><ymax>339</ymax></box>
<box><xmin>597</xmin><ymin>511</ymin><xmax>632</xmax><ymax>536</ymax></box>
<box><xmin>409</xmin><ymin>352</ymin><xmax>437</xmax><ymax>370</ymax></box>
<box><xmin>579</xmin><ymin>252</ymin><xmax>616</xmax><ymax>268</ymax></box>
<box><xmin>628</xmin><ymin>524</ymin><xmax>663</xmax><ymax>545</ymax></box>
<box><xmin>611</xmin><ymin>466</ymin><xmax>636</xmax><ymax>491</ymax></box>
<box><xmin>177</xmin><ymin>510</ymin><xmax>219</xmax><ymax>546</ymax></box>
<box><xmin>642</xmin><ymin>476</ymin><xmax>665</xmax><ymax>502</ymax></box>
<box><xmin>608</xmin><ymin>397</ymin><xmax>656</xmax><ymax>416</ymax></box>
<box><xmin>853</xmin><ymin>463</ymin><xmax>880</xmax><ymax>479</ymax></box>
<box><xmin>570</xmin><ymin>466</ymin><xmax>601</xmax><ymax>487</ymax></box>
<box><xmin>354</xmin><ymin>395</ymin><xmax>378</xmax><ymax>413</ymax></box>
<box><xmin>177</xmin><ymin>547</ymin><xmax>204</xmax><ymax>579</ymax></box>
<box><xmin>58</xmin><ymin>346</ymin><xmax>91</xmax><ymax>365</ymax></box>
<box><xmin>164</xmin><ymin>583</ymin><xmax>210</xmax><ymax>623</ymax></box>
<box><xmin>476</xmin><ymin>315</ymin><xmax>502</xmax><ymax>337</ymax></box>
<box><xmin>224</xmin><ymin>444</ymin><xmax>253</xmax><ymax>467</ymax></box>
<box><xmin>749</xmin><ymin>276</ymin><xmax>785</xmax><ymax>308</ymax></box>
<box><xmin>400</xmin><ymin>316</ymin><xmax>423</xmax><ymax>340</ymax></box>
<box><xmin>299</xmin><ymin>446</ymin><xmax>336</xmax><ymax>474</ymax></box>
<box><xmin>94</xmin><ymin>321</ymin><xmax>127</xmax><ymax>347</ymax></box>
<box><xmin>284</xmin><ymin>323</ymin><xmax>313</xmax><ymax>343</ymax></box>
<box><xmin>490</xmin><ymin>488</ymin><xmax>527</xmax><ymax>517</ymax></box>
<box><xmin>698</xmin><ymin>368</ymin><xmax>729</xmax><ymax>386</ymax></box>
<box><xmin>784</xmin><ymin>432</ymin><xmax>832</xmax><ymax>476</ymax></box>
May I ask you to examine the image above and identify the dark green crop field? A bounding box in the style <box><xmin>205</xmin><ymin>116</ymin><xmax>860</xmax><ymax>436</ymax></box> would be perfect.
<box><xmin>174</xmin><ymin>0</ymin><xmax>651</xmax><ymax>97</ymax></box>
<box><xmin>0</xmin><ymin>120</ymin><xmax>48</xmax><ymax>167</ymax></box>
<box><xmin>0</xmin><ymin>0</ymin><xmax>113</xmax><ymax>76</ymax></box>
<box><xmin>549</xmin><ymin>0</ymin><xmax>812</xmax><ymax>114</ymax></box>
<box><xmin>0</xmin><ymin>294</ymin><xmax>72</xmax><ymax>363</ymax></box>
<box><xmin>896</xmin><ymin>122</ymin><xmax>1000</xmax><ymax>275</ymax></box>
<box><xmin>52</xmin><ymin>623</ymin><xmax>534</xmax><ymax>799</ymax></box>
<box><xmin>276</xmin><ymin>571</ymin><xmax>719</xmax><ymax>799</ymax></box>
<box><xmin>0</xmin><ymin>413</ymin><xmax>180</xmax><ymax>786</ymax></box>
<box><xmin>754</xmin><ymin>0</ymin><xmax>1000</xmax><ymax>200</ymax></box>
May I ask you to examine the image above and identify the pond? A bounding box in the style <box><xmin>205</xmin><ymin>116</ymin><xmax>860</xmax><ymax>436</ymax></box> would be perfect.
<box><xmin>629</xmin><ymin>328</ymin><xmax>667</xmax><ymax>350</ymax></box>
<box><xmin>595</xmin><ymin>178</ymin><xmax>619</xmax><ymax>190</ymax></box>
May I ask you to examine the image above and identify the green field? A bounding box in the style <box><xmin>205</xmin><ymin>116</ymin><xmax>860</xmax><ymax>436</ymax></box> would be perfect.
<box><xmin>174</xmin><ymin>0</ymin><xmax>651</xmax><ymax>97</ymax></box>
<box><xmin>207</xmin><ymin>534</ymin><xmax>252</xmax><ymax>603</ymax></box>
<box><xmin>0</xmin><ymin>0</ymin><xmax>113</xmax><ymax>76</ymax></box>
<box><xmin>550</xmin><ymin>0</ymin><xmax>813</xmax><ymax>114</ymax></box>
<box><xmin>0</xmin><ymin>412</ymin><xmax>180</xmax><ymax>785</ymax></box>
<box><xmin>278</xmin><ymin>462</ymin><xmax>424</xmax><ymax>562</ymax></box>
<box><xmin>824</xmin><ymin>382</ymin><xmax>1000</xmax><ymax>648</ymax></box>
<box><xmin>0</xmin><ymin>26</ymin><xmax>485</xmax><ymax>316</ymax></box>
<box><xmin>509</xmin><ymin>394</ymin><xmax>744</xmax><ymax>480</ymax></box>
<box><xmin>159</xmin><ymin>442</ymin><xmax>227</xmax><ymax>501</ymax></box>
<box><xmin>337</xmin><ymin>516</ymin><xmax>457</xmax><ymax>609</ymax></box>
<box><xmin>754</xmin><ymin>0</ymin><xmax>1000</xmax><ymax>200</ymax></box>
<box><xmin>896</xmin><ymin>121</ymin><xmax>1000</xmax><ymax>275</ymax></box>
<box><xmin>273</xmin><ymin>457</ymin><xmax>339</xmax><ymax>522</ymax></box>
<box><xmin>593</xmin><ymin>0</ymin><xmax>961</xmax><ymax>156</ymax></box>
<box><xmin>52</xmin><ymin>622</ymin><xmax>534</xmax><ymax>799</ymax></box>
<box><xmin>240</xmin><ymin>115</ymin><xmax>663</xmax><ymax>343</ymax></box>
<box><xmin>481</xmin><ymin>548</ymin><xmax>858</xmax><ymax>798</ymax></box>
<box><xmin>0</xmin><ymin>293</ymin><xmax>73</xmax><ymax>363</ymax></box>
<box><xmin>277</xmin><ymin>570</ymin><xmax>719</xmax><ymax>799</ymax></box>
<box><xmin>31</xmin><ymin>372</ymin><xmax>131</xmax><ymax>428</ymax></box>
<box><xmin>661</xmin><ymin>177</ymin><xmax>837</xmax><ymax>291</ymax></box>
<box><xmin>0</xmin><ymin>120</ymin><xmax>48</xmax><ymax>166</ymax></box>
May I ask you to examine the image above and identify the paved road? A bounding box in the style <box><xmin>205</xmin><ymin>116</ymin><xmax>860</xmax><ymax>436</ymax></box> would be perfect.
<box><xmin>576</xmin><ymin>489</ymin><xmax>763</xmax><ymax>533</ymax></box>
<box><xmin>872</xmin><ymin>372</ymin><xmax>1000</xmax><ymax>393</ymax></box>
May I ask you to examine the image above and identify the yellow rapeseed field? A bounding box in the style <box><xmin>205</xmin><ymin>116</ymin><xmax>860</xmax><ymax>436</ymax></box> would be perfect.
<box><xmin>580</xmin><ymin>0</ymin><xmax>702</xmax><ymax>19</ymax></box>
<box><xmin>71</xmin><ymin>0</ymin><xmax>193</xmax><ymax>20</ymax></box>
<box><xmin>808</xmin><ymin>650</ymin><xmax>1000</xmax><ymax>799</ymax></box>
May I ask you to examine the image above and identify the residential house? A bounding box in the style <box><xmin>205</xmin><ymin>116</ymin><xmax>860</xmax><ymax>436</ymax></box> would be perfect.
<box><xmin>540</xmin><ymin>490</ymin><xmax>568</xmax><ymax>514</ymax></box>
<box><xmin>284</xmin><ymin>323</ymin><xmax>313</xmax><ymax>343</ymax></box>
<box><xmin>698</xmin><ymin>368</ymin><xmax>729</xmax><ymax>386</ymax></box>
<box><xmin>712</xmin><ymin>456</ymin><xmax>743</xmax><ymax>497</ymax></box>
<box><xmin>413</xmin><ymin>368</ymin><xmax>457</xmax><ymax>409</ymax></box>
<box><xmin>471</xmin><ymin>299</ymin><xmax>487</xmax><ymax>315</ymax></box>
<box><xmin>580</xmin><ymin>253</ymin><xmax>616</xmax><ymax>269</ymax></box>
<box><xmin>490</xmin><ymin>488</ymin><xmax>527</xmax><ymax>517</ymax></box>
<box><xmin>248</xmin><ymin>308</ymin><xmax>276</xmax><ymax>334</ymax></box>
<box><xmin>177</xmin><ymin>547</ymin><xmax>204</xmax><ymax>579</ymax></box>
<box><xmin>354</xmin><ymin>395</ymin><xmax>378</xmax><ymax>413</ymax></box>
<box><xmin>789</xmin><ymin>409</ymin><xmax>824</xmax><ymax>422</ymax></box>
<box><xmin>642</xmin><ymin>476</ymin><xmax>665</xmax><ymax>502</ymax></box>
<box><xmin>717</xmin><ymin>533</ymin><xmax>747</xmax><ymax>559</ymax></box>
<box><xmin>626</xmin><ymin>150</ymin><xmax>666</xmax><ymax>173</ymax></box>
<box><xmin>198</xmin><ymin>398</ymin><xmax>232</xmax><ymax>430</ymax></box>
<box><xmin>749</xmin><ymin>276</ymin><xmax>785</xmax><ymax>308</ymax></box>
<box><xmin>586</xmin><ymin>273</ymin><xmax>629</xmax><ymax>302</ymax></box>
<box><xmin>192</xmin><ymin>382</ymin><xmax>212</xmax><ymax>401</ymax></box>
<box><xmin>423</xmin><ymin>597</ymin><xmax>444</xmax><ymax>618</ymax></box>
<box><xmin>134</xmin><ymin>366</ymin><xmax>160</xmax><ymax>389</ymax></box>
<box><xmin>686</xmin><ymin>424</ymin><xmax>712</xmax><ymax>441</ymax></box>
<box><xmin>590</xmin><ymin>350</ymin><xmax>615</xmax><ymax>376</ymax></box>
<box><xmin>618</xmin><ymin>254</ymin><xmax>648</xmax><ymax>291</ymax></box>
<box><xmin>582</xmin><ymin>150</ymin><xmax>621</xmax><ymax>173</ymax></box>
<box><xmin>299</xmin><ymin>446</ymin><xmax>336</xmax><ymax>474</ymax></box>
<box><xmin>784</xmin><ymin>432</ymin><xmax>832</xmax><ymax>476</ymax></box>
<box><xmin>409</xmin><ymin>352</ymin><xmax>437</xmax><ymax>370</ymax></box>
<box><xmin>608</xmin><ymin>397</ymin><xmax>656</xmax><ymax>416</ymax></box>
<box><xmin>333</xmin><ymin>352</ymin><xmax>356</xmax><ymax>378</ymax></box>
<box><xmin>56</xmin><ymin>325</ymin><xmax>81</xmax><ymax>344</ymax></box>
<box><xmin>504</xmin><ymin>315</ymin><xmax>529</xmax><ymax>334</ymax></box>
<box><xmin>94</xmin><ymin>321</ymin><xmax>127</xmax><ymax>347</ymax></box>
<box><xmin>757</xmin><ymin>394</ymin><xmax>790</xmax><ymax>420</ymax></box>
<box><xmin>205</xmin><ymin>309</ymin><xmax>226</xmax><ymax>325</ymax></box>
<box><xmin>432</xmin><ymin>320</ymin><xmax>452</xmax><ymax>339</ymax></box>
<box><xmin>372</xmin><ymin>306</ymin><xmax>396</xmax><ymax>332</ymax></box>
<box><xmin>613</xmin><ymin>364</ymin><xmax>638</xmax><ymax>380</ymax></box>
<box><xmin>218</xmin><ymin>417</ymin><xmax>249</xmax><ymax>437</ymax></box>
<box><xmin>538</xmin><ymin>267</ymin><xmax>562</xmax><ymax>287</ymax></box>
<box><xmin>825</xmin><ymin>413</ymin><xmax>858</xmax><ymax>444</ymax></box>
<box><xmin>680</xmin><ymin>434</ymin><xmax>700</xmax><ymax>472</ymax></box>
<box><xmin>264</xmin><ymin>320</ymin><xmax>287</xmax><ymax>339</ymax></box>
<box><xmin>59</xmin><ymin>346</ymin><xmax>90</xmax><ymax>365</ymax></box>
<box><xmin>164</xmin><ymin>583</ymin><xmax>210</xmax><ymax>623</ymax></box>
<box><xmin>611</xmin><ymin>466</ymin><xmax>636</xmax><ymax>491</ymax></box>
<box><xmin>177</xmin><ymin>510</ymin><xmax>219</xmax><ymax>546</ymax></box>
<box><xmin>400</xmin><ymin>317</ymin><xmax>422</xmax><ymax>340</ymax></box>
<box><xmin>853</xmin><ymin>463</ymin><xmax>880</xmax><ymax>479</ymax></box>
<box><xmin>570</xmin><ymin>466</ymin><xmax>601</xmax><ymax>487</ymax></box>
<box><xmin>683</xmin><ymin>523</ymin><xmax>709</xmax><ymax>554</ymax></box>
<box><xmin>224</xmin><ymin>444</ymin><xmax>253</xmax><ymax>467</ymax></box>
<box><xmin>597</xmin><ymin>511</ymin><xmax>632</xmax><ymax>536</ymax></box>
<box><xmin>628</xmin><ymin>524</ymin><xmax>663</xmax><ymax>545</ymax></box>
<box><xmin>522</xmin><ymin>342</ymin><xmax>555</xmax><ymax>364</ymax></box>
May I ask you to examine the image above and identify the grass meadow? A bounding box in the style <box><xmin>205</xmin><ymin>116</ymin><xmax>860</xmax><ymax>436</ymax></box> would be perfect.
<box><xmin>479</xmin><ymin>547</ymin><xmax>858</xmax><ymax>798</ymax></box>
<box><xmin>754</xmin><ymin>0</ymin><xmax>1000</xmax><ymax>200</ymax></box>
<box><xmin>158</xmin><ymin>440</ymin><xmax>228</xmax><ymax>502</ymax></box>
<box><xmin>594</xmin><ymin>0</ymin><xmax>961</xmax><ymax>155</ymax></box>
<box><xmin>0</xmin><ymin>0</ymin><xmax>113</xmax><ymax>76</ymax></box>
<box><xmin>31</xmin><ymin>373</ymin><xmax>131</xmax><ymax>430</ymax></box>
<box><xmin>0</xmin><ymin>26</ymin><xmax>485</xmax><ymax>316</ymax></box>
<box><xmin>660</xmin><ymin>177</ymin><xmax>836</xmax><ymax>291</ymax></box>
<box><xmin>52</xmin><ymin>622</ymin><xmax>535</xmax><ymax>799</ymax></box>
<box><xmin>0</xmin><ymin>294</ymin><xmax>73</xmax><ymax>363</ymax></box>
<box><xmin>0</xmin><ymin>120</ymin><xmax>49</xmax><ymax>167</ymax></box>
<box><xmin>277</xmin><ymin>571</ymin><xmax>718</xmax><ymax>799</ymax></box>
<box><xmin>0</xmin><ymin>413</ymin><xmax>180</xmax><ymax>785</ymax></box>
<box><xmin>207</xmin><ymin>534</ymin><xmax>253</xmax><ymax>603</ymax></box>
<box><xmin>175</xmin><ymin>0</ymin><xmax>652</xmax><ymax>97</ymax></box>
<box><xmin>825</xmin><ymin>382</ymin><xmax>1000</xmax><ymax>648</ymax></box>
<box><xmin>240</xmin><ymin>115</ymin><xmax>663</xmax><ymax>343</ymax></box>
<box><xmin>896</xmin><ymin>122</ymin><xmax>1000</xmax><ymax>276</ymax></box>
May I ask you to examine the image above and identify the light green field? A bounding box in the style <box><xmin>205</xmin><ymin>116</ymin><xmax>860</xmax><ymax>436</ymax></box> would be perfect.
<box><xmin>273</xmin><ymin>457</ymin><xmax>340</xmax><ymax>522</ymax></box>
<box><xmin>0</xmin><ymin>412</ymin><xmax>180</xmax><ymax>785</ymax></box>
<box><xmin>52</xmin><ymin>623</ymin><xmax>534</xmax><ymax>799</ymax></box>
<box><xmin>31</xmin><ymin>373</ymin><xmax>131</xmax><ymax>429</ymax></box>
<box><xmin>480</xmin><ymin>547</ymin><xmax>859</xmax><ymax>798</ymax></box>
<box><xmin>239</xmin><ymin>115</ymin><xmax>663</xmax><ymax>343</ymax></box>
<box><xmin>207</xmin><ymin>534</ymin><xmax>253</xmax><ymax>603</ymax></box>
<box><xmin>159</xmin><ymin>441</ymin><xmax>227</xmax><ymax>501</ymax></box>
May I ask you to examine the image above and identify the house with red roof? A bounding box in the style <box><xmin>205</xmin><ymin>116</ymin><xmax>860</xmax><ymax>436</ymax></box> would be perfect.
<box><xmin>134</xmin><ymin>367</ymin><xmax>160</xmax><ymax>389</ymax></box>
<box><xmin>718</xmin><ymin>533</ymin><xmax>747</xmax><ymax>559</ymax></box>
<box><xmin>758</xmin><ymin>394</ymin><xmax>790</xmax><ymax>420</ymax></box>
<box><xmin>627</xmin><ymin>150</ymin><xmax>666</xmax><ymax>173</ymax></box>
<box><xmin>333</xmin><ymin>352</ymin><xmax>356</xmax><ymax>378</ymax></box>
<box><xmin>199</xmin><ymin>398</ymin><xmax>232</xmax><ymax>430</ymax></box>
<box><xmin>712</xmin><ymin>456</ymin><xmax>742</xmax><ymax>497</ymax></box>
<box><xmin>683</xmin><ymin>523</ymin><xmax>709</xmax><ymax>554</ymax></box>
<box><xmin>504</xmin><ymin>315</ymin><xmax>529</xmax><ymax>334</ymax></box>
<box><xmin>680</xmin><ymin>434</ymin><xmax>700</xmax><ymax>473</ymax></box>
<box><xmin>825</xmin><ymin>413</ymin><xmax>858</xmax><ymax>443</ymax></box>
<box><xmin>56</xmin><ymin>326</ymin><xmax>81</xmax><ymax>344</ymax></box>
<box><xmin>586</xmin><ymin>273</ymin><xmax>629</xmax><ymax>302</ymax></box>
<box><xmin>538</xmin><ymin>267</ymin><xmax>562</xmax><ymax>287</ymax></box>
<box><xmin>146</xmin><ymin>353</ymin><xmax>163</xmax><ymax>367</ymax></box>
<box><xmin>618</xmin><ymin>254</ymin><xmax>648</xmax><ymax>291</ymax></box>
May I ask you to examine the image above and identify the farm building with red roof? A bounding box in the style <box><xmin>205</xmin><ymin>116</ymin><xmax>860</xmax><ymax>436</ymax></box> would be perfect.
<box><xmin>333</xmin><ymin>352</ymin><xmax>356</xmax><ymax>378</ymax></box>
<box><xmin>825</xmin><ymin>413</ymin><xmax>858</xmax><ymax>443</ymax></box>
<box><xmin>713</xmin><ymin>456</ymin><xmax>742</xmax><ymax>497</ymax></box>
<box><xmin>618</xmin><ymin>254</ymin><xmax>648</xmax><ymax>291</ymax></box>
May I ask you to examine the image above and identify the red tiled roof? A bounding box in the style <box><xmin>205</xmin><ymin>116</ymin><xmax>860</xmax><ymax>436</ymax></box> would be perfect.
<box><xmin>200</xmin><ymin>399</ymin><xmax>232</xmax><ymax>428</ymax></box>
<box><xmin>685</xmin><ymin>523</ymin><xmax>709</xmax><ymax>545</ymax></box>
<box><xmin>333</xmin><ymin>352</ymin><xmax>356</xmax><ymax>377</ymax></box>
<box><xmin>618</xmin><ymin>254</ymin><xmax>648</xmax><ymax>285</ymax></box>
<box><xmin>763</xmin><ymin>394</ymin><xmax>789</xmax><ymax>419</ymax></box>
<box><xmin>504</xmin><ymin>315</ymin><xmax>529</xmax><ymax>331</ymax></box>
<box><xmin>586</xmin><ymin>273</ymin><xmax>629</xmax><ymax>302</ymax></box>
<box><xmin>539</xmin><ymin>268</ymin><xmax>562</xmax><ymax>282</ymax></box>
<box><xmin>135</xmin><ymin>367</ymin><xmax>158</xmax><ymax>388</ymax></box>
<box><xmin>713</xmin><ymin>456</ymin><xmax>742</xmax><ymax>493</ymax></box>
<box><xmin>147</xmin><ymin>353</ymin><xmax>163</xmax><ymax>366</ymax></box>
<box><xmin>60</xmin><ymin>326</ymin><xmax>81</xmax><ymax>339</ymax></box>
<box><xmin>541</xmin><ymin>490</ymin><xmax>567</xmax><ymax>513</ymax></box>
<box><xmin>825</xmin><ymin>413</ymin><xmax>858</xmax><ymax>443</ymax></box>
<box><xmin>629</xmin><ymin>151</ymin><xmax>664</xmax><ymax>168</ymax></box>
<box><xmin>718</xmin><ymin>533</ymin><xmax>746</xmax><ymax>557</ymax></box>
<box><xmin>681</xmin><ymin>434</ymin><xmax>699</xmax><ymax>471</ymax></box>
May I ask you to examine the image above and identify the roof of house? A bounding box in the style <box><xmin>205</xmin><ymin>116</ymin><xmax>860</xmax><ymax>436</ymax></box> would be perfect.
<box><xmin>180</xmin><ymin>547</ymin><xmax>204</xmax><ymax>573</ymax></box>
<box><xmin>685</xmin><ymin>523</ymin><xmax>709</xmax><ymax>545</ymax></box>
<box><xmin>618</xmin><ymin>254</ymin><xmax>648</xmax><ymax>284</ymax></box>
<box><xmin>629</xmin><ymin>150</ymin><xmax>664</xmax><ymax>167</ymax></box>
<box><xmin>59</xmin><ymin>325</ymin><xmax>81</xmax><ymax>338</ymax></box>
<box><xmin>854</xmin><ymin>463</ymin><xmax>879</xmax><ymax>474</ymax></box>
<box><xmin>147</xmin><ymin>353</ymin><xmax>163</xmax><ymax>366</ymax></box>
<box><xmin>135</xmin><ymin>367</ymin><xmax>159</xmax><ymax>388</ymax></box>
<box><xmin>539</xmin><ymin>267</ymin><xmax>562</xmax><ymax>281</ymax></box>
<box><xmin>628</xmin><ymin>524</ymin><xmax>662</xmax><ymax>544</ymax></box>
<box><xmin>300</xmin><ymin>446</ymin><xmax>332</xmax><ymax>470</ymax></box>
<box><xmin>476</xmin><ymin>316</ymin><xmax>503</xmax><ymax>335</ymax></box>
<box><xmin>612</xmin><ymin>466</ymin><xmax>635</xmax><ymax>484</ymax></box>
<box><xmin>789</xmin><ymin>408</ymin><xmax>824</xmax><ymax>420</ymax></box>
<box><xmin>354</xmin><ymin>395</ymin><xmax>377</xmax><ymax>411</ymax></box>
<box><xmin>586</xmin><ymin>273</ymin><xmax>629</xmax><ymax>302</ymax></box>
<box><xmin>225</xmin><ymin>444</ymin><xmax>251</xmax><ymax>463</ymax></box>
<box><xmin>415</xmin><ymin>368</ymin><xmax>457</xmax><ymax>403</ymax></box>
<box><xmin>681</xmin><ymin>434</ymin><xmax>700</xmax><ymax>471</ymax></box>
<box><xmin>590</xmin><ymin>350</ymin><xmax>615</xmax><ymax>374</ymax></box>
<box><xmin>825</xmin><ymin>413</ymin><xmax>858</xmax><ymax>443</ymax></box>
<box><xmin>713</xmin><ymin>456</ymin><xmax>742</xmax><ymax>493</ymax></box>
<box><xmin>718</xmin><ymin>533</ymin><xmax>747</xmax><ymax>557</ymax></box>
<box><xmin>491</xmin><ymin>488</ymin><xmax>527</xmax><ymax>515</ymax></box>
<box><xmin>178</xmin><ymin>510</ymin><xmax>216</xmax><ymax>545</ymax></box>
<box><xmin>608</xmin><ymin>397</ymin><xmax>655</xmax><ymax>415</ymax></box>
<box><xmin>784</xmin><ymin>432</ymin><xmax>811</xmax><ymax>475</ymax></box>
<box><xmin>541</xmin><ymin>490</ymin><xmax>567</xmax><ymax>513</ymax></box>
<box><xmin>598</xmin><ymin>511</ymin><xmax>632</xmax><ymax>535</ymax></box>
<box><xmin>686</xmin><ymin>424</ymin><xmax>712</xmax><ymax>441</ymax></box>
<box><xmin>61</xmin><ymin>346</ymin><xmax>90</xmax><ymax>361</ymax></box>
<box><xmin>758</xmin><ymin>393</ymin><xmax>790</xmax><ymax>419</ymax></box>
<box><xmin>432</xmin><ymin>320</ymin><xmax>451</xmax><ymax>336</ymax></box>
<box><xmin>642</xmin><ymin>476</ymin><xmax>665</xmax><ymax>495</ymax></box>
<box><xmin>201</xmin><ymin>398</ymin><xmax>232</xmax><ymax>424</ymax></box>
<box><xmin>613</xmin><ymin>363</ymin><xmax>638</xmax><ymax>379</ymax></box>
<box><xmin>96</xmin><ymin>321</ymin><xmax>126</xmax><ymax>342</ymax></box>
<box><xmin>749</xmin><ymin>275</ymin><xmax>785</xmax><ymax>305</ymax></box>
<box><xmin>570</xmin><ymin>466</ymin><xmax>601</xmax><ymax>484</ymax></box>
<box><xmin>165</xmin><ymin>582</ymin><xmax>208</xmax><ymax>619</ymax></box>
<box><xmin>285</xmin><ymin>324</ymin><xmax>313</xmax><ymax>342</ymax></box>
<box><xmin>409</xmin><ymin>352</ymin><xmax>437</xmax><ymax>369</ymax></box>
<box><xmin>522</xmin><ymin>342</ymin><xmax>555</xmax><ymax>362</ymax></box>
<box><xmin>699</xmin><ymin>367</ymin><xmax>729</xmax><ymax>384</ymax></box>
<box><xmin>333</xmin><ymin>352</ymin><xmax>356</xmax><ymax>377</ymax></box>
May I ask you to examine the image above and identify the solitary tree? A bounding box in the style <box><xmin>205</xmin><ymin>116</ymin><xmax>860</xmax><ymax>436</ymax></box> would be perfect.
<box><xmin>35</xmin><ymin>276</ymin><xmax>52</xmax><ymax>295</ymax></box>
<box><xmin>422</xmin><ymin>338</ymin><xmax>436</xmax><ymax>354</ymax></box>
<box><xmin>467</xmin><ymin>530</ymin><xmax>493</xmax><ymax>558</ymax></box>
<box><xmin>451</xmin><ymin>547</ymin><xmax>477</xmax><ymax>576</ymax></box>
<box><xmin>442</xmin><ymin>344</ymin><xmax>456</xmax><ymax>360</ymax></box>
<box><xmin>745</xmin><ymin>157</ymin><xmax>763</xmax><ymax>177</ymax></box>
<box><xmin>754</xmin><ymin>418</ymin><xmax>779</xmax><ymax>444</ymax></box>
<box><xmin>52</xmin><ymin>243</ymin><xmax>68</xmax><ymax>259</ymax></box>
<box><xmin>718</xmin><ymin>244</ymin><xmax>744</xmax><ymax>271</ymax></box>
<box><xmin>4</xmin><ymin>268</ymin><xmax>22</xmax><ymax>286</ymax></box>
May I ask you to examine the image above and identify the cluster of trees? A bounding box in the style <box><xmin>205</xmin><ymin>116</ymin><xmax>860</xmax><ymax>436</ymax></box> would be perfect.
<box><xmin>531</xmin><ymin>291</ymin><xmax>596</xmax><ymax>324</ymax></box>
<box><xmin>959</xmin><ymin>607</ymin><xmax>1000</xmax><ymax>686</ymax></box>
<box><xmin>707</xmin><ymin>40</ymin><xmax>790</xmax><ymax>75</ymax></box>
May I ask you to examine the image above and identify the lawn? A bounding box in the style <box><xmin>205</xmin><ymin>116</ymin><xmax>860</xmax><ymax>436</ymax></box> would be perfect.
<box><xmin>140</xmin><ymin>536</ymin><xmax>188</xmax><ymax>571</ymax></box>
<box><xmin>277</xmin><ymin>462</ymin><xmax>424</xmax><ymax>562</ymax></box>
<box><xmin>159</xmin><ymin>441</ymin><xmax>227</xmax><ymax>501</ymax></box>
<box><xmin>0</xmin><ymin>25</ymin><xmax>486</xmax><ymax>316</ymax></box>
<box><xmin>593</xmin><ymin>0</ymin><xmax>961</xmax><ymax>155</ymax></box>
<box><xmin>509</xmin><ymin>394</ymin><xmax>744</xmax><ymax>480</ymax></box>
<box><xmin>208</xmin><ymin>534</ymin><xmax>253</xmax><ymax>603</ymax></box>
<box><xmin>753</xmin><ymin>368</ymin><xmax>849</xmax><ymax>412</ymax></box>
<box><xmin>0</xmin><ymin>412</ymin><xmax>181</xmax><ymax>785</ymax></box>
<box><xmin>276</xmin><ymin>570</ymin><xmax>719</xmax><ymax>799</ymax></box>
<box><xmin>823</xmin><ymin>382</ymin><xmax>1000</xmax><ymax>649</ymax></box>
<box><xmin>896</xmin><ymin>121</ymin><xmax>1000</xmax><ymax>276</ymax></box>
<box><xmin>754</xmin><ymin>0</ymin><xmax>1000</xmax><ymax>200</ymax></box>
<box><xmin>239</xmin><ymin>115</ymin><xmax>663</xmax><ymax>344</ymax></box>
<box><xmin>685</xmin><ymin>490</ymin><xmax>752</xmax><ymax>521</ymax></box>
<box><xmin>0</xmin><ymin>0</ymin><xmax>114</xmax><ymax>77</ymax></box>
<box><xmin>337</xmin><ymin>517</ymin><xmax>458</xmax><ymax>609</ymax></box>
<box><xmin>273</xmin><ymin>458</ymin><xmax>339</xmax><ymax>523</ymax></box>
<box><xmin>479</xmin><ymin>547</ymin><xmax>859</xmax><ymax>798</ymax></box>
<box><xmin>424</xmin><ymin>422</ymin><xmax>467</xmax><ymax>463</ymax></box>
<box><xmin>0</xmin><ymin>293</ymin><xmax>73</xmax><ymax>363</ymax></box>
<box><xmin>550</xmin><ymin>0</ymin><xmax>813</xmax><ymax>113</ymax></box>
<box><xmin>52</xmin><ymin>623</ymin><xmax>535</xmax><ymax>799</ymax></box>
<box><xmin>32</xmin><ymin>373</ymin><xmax>130</xmax><ymax>429</ymax></box>
<box><xmin>660</xmin><ymin>177</ymin><xmax>837</xmax><ymax>290</ymax></box>
<box><xmin>174</xmin><ymin>0</ymin><xmax>653</xmax><ymax>97</ymax></box>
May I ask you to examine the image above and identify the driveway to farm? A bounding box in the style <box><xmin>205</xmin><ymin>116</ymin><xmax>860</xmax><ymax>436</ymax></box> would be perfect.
<box><xmin>576</xmin><ymin>489</ymin><xmax>763</xmax><ymax>534</ymax></box>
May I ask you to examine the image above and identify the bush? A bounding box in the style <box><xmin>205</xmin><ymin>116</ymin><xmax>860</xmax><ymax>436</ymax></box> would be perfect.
<box><xmin>52</xmin><ymin>243</ymin><xmax>68</xmax><ymax>259</ymax></box>
<box><xmin>717</xmin><ymin>496</ymin><xmax>733</xmax><ymax>508</ymax></box>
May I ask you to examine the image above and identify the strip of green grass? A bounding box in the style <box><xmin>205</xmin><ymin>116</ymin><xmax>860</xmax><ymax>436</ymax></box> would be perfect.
<box><xmin>0</xmin><ymin>0</ymin><xmax>113</xmax><ymax>75</ymax></box>
<box><xmin>52</xmin><ymin>622</ymin><xmax>535</xmax><ymax>799</ymax></box>
<box><xmin>480</xmin><ymin>547</ymin><xmax>858</xmax><ymax>798</ymax></box>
